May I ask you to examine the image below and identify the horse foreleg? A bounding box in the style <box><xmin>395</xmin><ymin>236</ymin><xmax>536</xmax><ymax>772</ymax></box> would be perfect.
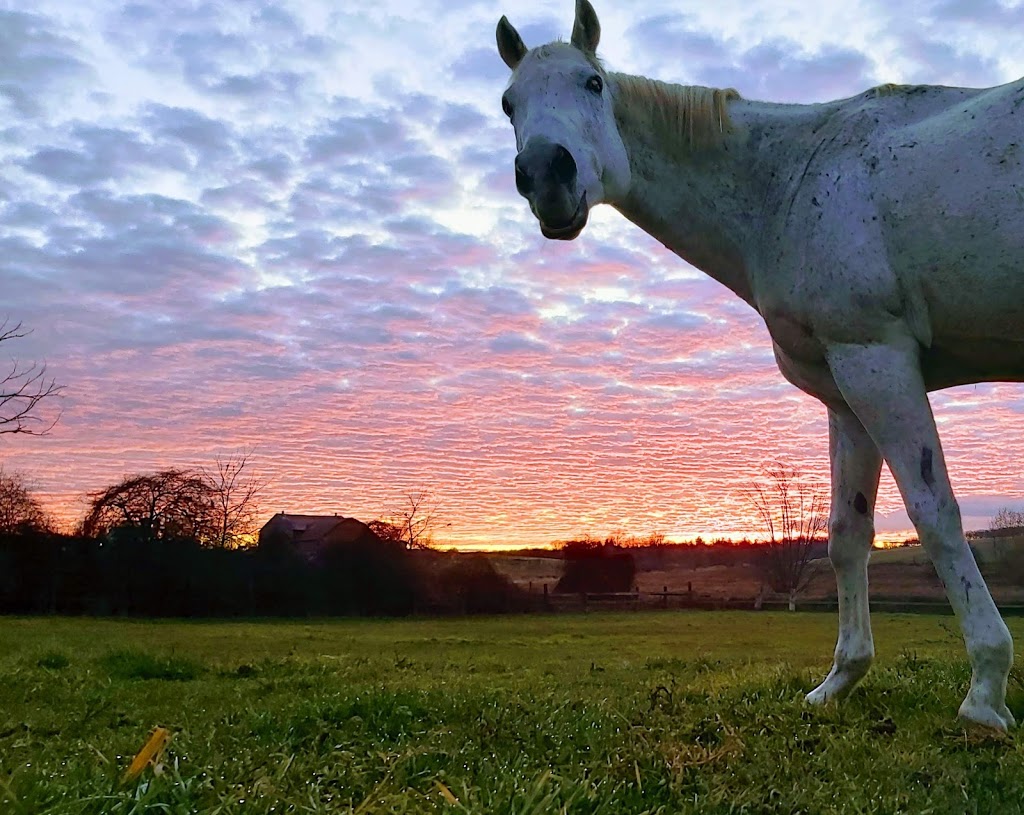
<box><xmin>807</xmin><ymin>407</ymin><xmax>883</xmax><ymax>705</ymax></box>
<box><xmin>827</xmin><ymin>339</ymin><xmax>1015</xmax><ymax>730</ymax></box>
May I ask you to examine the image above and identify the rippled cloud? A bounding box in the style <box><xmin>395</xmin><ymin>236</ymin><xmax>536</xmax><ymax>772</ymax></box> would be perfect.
<box><xmin>2</xmin><ymin>0</ymin><xmax>1023</xmax><ymax>546</ymax></box>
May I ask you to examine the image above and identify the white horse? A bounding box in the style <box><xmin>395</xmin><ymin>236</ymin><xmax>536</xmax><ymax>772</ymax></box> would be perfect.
<box><xmin>496</xmin><ymin>0</ymin><xmax>1024</xmax><ymax>730</ymax></box>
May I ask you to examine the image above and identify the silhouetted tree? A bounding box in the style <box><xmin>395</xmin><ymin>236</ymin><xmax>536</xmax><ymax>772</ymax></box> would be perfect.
<box><xmin>595</xmin><ymin>531</ymin><xmax>668</xmax><ymax>548</ymax></box>
<box><xmin>747</xmin><ymin>462</ymin><xmax>828</xmax><ymax>610</ymax></box>
<box><xmin>321</xmin><ymin>521</ymin><xmax>418</xmax><ymax>615</ymax></box>
<box><xmin>0</xmin><ymin>320</ymin><xmax>63</xmax><ymax>435</ymax></box>
<box><xmin>432</xmin><ymin>555</ymin><xmax>530</xmax><ymax>613</ymax></box>
<box><xmin>990</xmin><ymin>507</ymin><xmax>1024</xmax><ymax>532</ymax></box>
<box><xmin>382</xmin><ymin>490</ymin><xmax>444</xmax><ymax>549</ymax></box>
<box><xmin>982</xmin><ymin>508</ymin><xmax>1024</xmax><ymax>585</ymax></box>
<box><xmin>201</xmin><ymin>450</ymin><xmax>266</xmax><ymax>548</ymax></box>
<box><xmin>368</xmin><ymin>519</ymin><xmax>405</xmax><ymax>544</ymax></box>
<box><xmin>80</xmin><ymin>469</ymin><xmax>215</xmax><ymax>544</ymax></box>
<box><xmin>555</xmin><ymin>540</ymin><xmax>636</xmax><ymax>593</ymax></box>
<box><xmin>251</xmin><ymin>526</ymin><xmax>313</xmax><ymax>615</ymax></box>
<box><xmin>0</xmin><ymin>469</ymin><xmax>52</xmax><ymax>533</ymax></box>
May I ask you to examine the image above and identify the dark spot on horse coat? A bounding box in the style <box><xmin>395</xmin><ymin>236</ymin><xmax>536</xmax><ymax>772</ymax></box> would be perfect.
<box><xmin>920</xmin><ymin>446</ymin><xmax>935</xmax><ymax>488</ymax></box>
<box><xmin>853</xmin><ymin>492</ymin><xmax>869</xmax><ymax>515</ymax></box>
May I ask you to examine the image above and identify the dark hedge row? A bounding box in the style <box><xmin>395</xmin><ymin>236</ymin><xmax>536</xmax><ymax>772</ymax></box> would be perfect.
<box><xmin>0</xmin><ymin>529</ymin><xmax>531</xmax><ymax>617</ymax></box>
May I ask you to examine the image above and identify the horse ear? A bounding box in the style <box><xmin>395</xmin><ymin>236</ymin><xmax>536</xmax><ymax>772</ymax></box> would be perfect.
<box><xmin>571</xmin><ymin>0</ymin><xmax>601</xmax><ymax>54</ymax></box>
<box><xmin>496</xmin><ymin>16</ymin><xmax>527</xmax><ymax>70</ymax></box>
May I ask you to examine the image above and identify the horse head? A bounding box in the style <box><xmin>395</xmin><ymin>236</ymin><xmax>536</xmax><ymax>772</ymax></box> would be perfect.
<box><xmin>496</xmin><ymin>0</ymin><xmax>631</xmax><ymax>240</ymax></box>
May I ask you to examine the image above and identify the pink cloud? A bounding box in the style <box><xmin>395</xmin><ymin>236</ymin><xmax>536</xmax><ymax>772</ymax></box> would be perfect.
<box><xmin>3</xmin><ymin>0</ymin><xmax>1024</xmax><ymax>548</ymax></box>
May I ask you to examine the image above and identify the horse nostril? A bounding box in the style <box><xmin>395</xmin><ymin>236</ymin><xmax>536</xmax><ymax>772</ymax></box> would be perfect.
<box><xmin>514</xmin><ymin>155</ymin><xmax>533</xmax><ymax>195</ymax></box>
<box><xmin>550</xmin><ymin>145</ymin><xmax>577</xmax><ymax>186</ymax></box>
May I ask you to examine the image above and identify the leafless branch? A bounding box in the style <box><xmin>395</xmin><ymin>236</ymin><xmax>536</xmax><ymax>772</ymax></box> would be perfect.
<box><xmin>0</xmin><ymin>320</ymin><xmax>64</xmax><ymax>436</ymax></box>
<box><xmin>991</xmin><ymin>507</ymin><xmax>1024</xmax><ymax>531</ymax></box>
<box><xmin>382</xmin><ymin>490</ymin><xmax>444</xmax><ymax>549</ymax></box>
<box><xmin>746</xmin><ymin>461</ymin><xmax>829</xmax><ymax>606</ymax></box>
<box><xmin>201</xmin><ymin>449</ymin><xmax>267</xmax><ymax>548</ymax></box>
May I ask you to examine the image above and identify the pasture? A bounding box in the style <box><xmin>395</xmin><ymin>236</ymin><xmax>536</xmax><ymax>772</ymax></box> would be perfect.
<box><xmin>492</xmin><ymin>537</ymin><xmax>1024</xmax><ymax>605</ymax></box>
<box><xmin>3</xmin><ymin>613</ymin><xmax>1024</xmax><ymax>813</ymax></box>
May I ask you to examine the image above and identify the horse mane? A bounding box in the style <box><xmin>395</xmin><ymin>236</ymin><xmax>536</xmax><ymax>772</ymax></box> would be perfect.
<box><xmin>612</xmin><ymin>75</ymin><xmax>741</xmax><ymax>152</ymax></box>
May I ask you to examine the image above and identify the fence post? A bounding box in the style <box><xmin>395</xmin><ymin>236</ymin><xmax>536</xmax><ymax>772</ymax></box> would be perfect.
<box><xmin>663</xmin><ymin>585</ymin><xmax>668</xmax><ymax>609</ymax></box>
<box><xmin>543</xmin><ymin>583</ymin><xmax>550</xmax><ymax>611</ymax></box>
<box><xmin>687</xmin><ymin>581</ymin><xmax>693</xmax><ymax>597</ymax></box>
<box><xmin>581</xmin><ymin>592</ymin><xmax>588</xmax><ymax>613</ymax></box>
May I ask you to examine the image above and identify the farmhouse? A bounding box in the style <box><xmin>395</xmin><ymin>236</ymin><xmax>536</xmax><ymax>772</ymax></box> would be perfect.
<box><xmin>257</xmin><ymin>512</ymin><xmax>377</xmax><ymax>563</ymax></box>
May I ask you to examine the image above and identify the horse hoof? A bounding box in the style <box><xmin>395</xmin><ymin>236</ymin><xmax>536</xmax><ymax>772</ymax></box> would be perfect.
<box><xmin>958</xmin><ymin>698</ymin><xmax>1014</xmax><ymax>732</ymax></box>
<box><xmin>807</xmin><ymin>663</ymin><xmax>870</xmax><ymax>705</ymax></box>
<box><xmin>805</xmin><ymin>685</ymin><xmax>831</xmax><ymax>705</ymax></box>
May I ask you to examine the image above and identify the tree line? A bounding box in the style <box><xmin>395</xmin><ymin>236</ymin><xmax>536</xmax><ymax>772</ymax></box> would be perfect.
<box><xmin>5</xmin><ymin>317</ymin><xmax>1023</xmax><ymax>616</ymax></box>
<box><xmin>0</xmin><ymin>524</ymin><xmax>527</xmax><ymax>617</ymax></box>
<box><xmin>0</xmin><ymin>458</ymin><xmax>263</xmax><ymax>546</ymax></box>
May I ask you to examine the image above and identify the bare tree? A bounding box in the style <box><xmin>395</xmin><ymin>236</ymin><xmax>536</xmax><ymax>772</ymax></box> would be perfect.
<box><xmin>0</xmin><ymin>321</ymin><xmax>63</xmax><ymax>436</ymax></box>
<box><xmin>0</xmin><ymin>469</ymin><xmax>53</xmax><ymax>533</ymax></box>
<box><xmin>990</xmin><ymin>507</ymin><xmax>1024</xmax><ymax>532</ymax></box>
<box><xmin>748</xmin><ymin>462</ymin><xmax>828</xmax><ymax>610</ymax></box>
<box><xmin>201</xmin><ymin>450</ymin><xmax>266</xmax><ymax>548</ymax></box>
<box><xmin>381</xmin><ymin>491</ymin><xmax>444</xmax><ymax>549</ymax></box>
<box><xmin>81</xmin><ymin>469</ymin><xmax>215</xmax><ymax>543</ymax></box>
<box><xmin>986</xmin><ymin>507</ymin><xmax>1024</xmax><ymax>584</ymax></box>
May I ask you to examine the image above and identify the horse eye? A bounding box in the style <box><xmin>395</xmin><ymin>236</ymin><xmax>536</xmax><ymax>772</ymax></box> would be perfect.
<box><xmin>586</xmin><ymin>75</ymin><xmax>603</xmax><ymax>94</ymax></box>
<box><xmin>502</xmin><ymin>95</ymin><xmax>514</xmax><ymax>118</ymax></box>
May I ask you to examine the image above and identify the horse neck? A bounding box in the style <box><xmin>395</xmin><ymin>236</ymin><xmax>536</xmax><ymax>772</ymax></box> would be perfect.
<box><xmin>610</xmin><ymin>85</ymin><xmax>805</xmax><ymax>307</ymax></box>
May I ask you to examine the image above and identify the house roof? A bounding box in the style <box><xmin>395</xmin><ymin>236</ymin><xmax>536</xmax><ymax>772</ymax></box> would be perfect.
<box><xmin>261</xmin><ymin>513</ymin><xmax>341</xmax><ymax>541</ymax></box>
<box><xmin>259</xmin><ymin>513</ymin><xmax>376</xmax><ymax>545</ymax></box>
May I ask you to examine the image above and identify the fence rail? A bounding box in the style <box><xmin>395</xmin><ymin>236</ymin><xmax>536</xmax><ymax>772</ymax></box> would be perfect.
<box><xmin>526</xmin><ymin>585</ymin><xmax>1024</xmax><ymax>616</ymax></box>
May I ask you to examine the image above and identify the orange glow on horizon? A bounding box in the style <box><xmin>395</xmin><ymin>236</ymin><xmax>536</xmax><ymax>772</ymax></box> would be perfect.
<box><xmin>3</xmin><ymin>0</ymin><xmax>1024</xmax><ymax>559</ymax></box>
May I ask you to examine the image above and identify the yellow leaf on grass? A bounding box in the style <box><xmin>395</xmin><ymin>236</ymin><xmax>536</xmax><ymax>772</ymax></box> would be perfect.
<box><xmin>123</xmin><ymin>727</ymin><xmax>172</xmax><ymax>782</ymax></box>
<box><xmin>435</xmin><ymin>780</ymin><xmax>459</xmax><ymax>805</ymax></box>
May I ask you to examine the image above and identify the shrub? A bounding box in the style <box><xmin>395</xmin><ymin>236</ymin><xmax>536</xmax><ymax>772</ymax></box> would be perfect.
<box><xmin>321</xmin><ymin>524</ymin><xmax>418</xmax><ymax>616</ymax></box>
<box><xmin>430</xmin><ymin>555</ymin><xmax>531</xmax><ymax>614</ymax></box>
<box><xmin>555</xmin><ymin>543</ymin><xmax>636</xmax><ymax>593</ymax></box>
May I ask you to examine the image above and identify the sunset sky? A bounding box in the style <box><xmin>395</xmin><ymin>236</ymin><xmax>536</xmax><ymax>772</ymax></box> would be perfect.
<box><xmin>3</xmin><ymin>0</ymin><xmax>1024</xmax><ymax>548</ymax></box>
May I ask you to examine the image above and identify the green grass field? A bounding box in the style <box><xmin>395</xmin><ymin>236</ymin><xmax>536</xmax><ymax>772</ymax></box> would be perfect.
<box><xmin>3</xmin><ymin>612</ymin><xmax>1024</xmax><ymax>814</ymax></box>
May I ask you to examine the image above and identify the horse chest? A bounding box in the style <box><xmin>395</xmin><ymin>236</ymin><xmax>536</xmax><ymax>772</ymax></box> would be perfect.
<box><xmin>762</xmin><ymin>310</ymin><xmax>825</xmax><ymax>364</ymax></box>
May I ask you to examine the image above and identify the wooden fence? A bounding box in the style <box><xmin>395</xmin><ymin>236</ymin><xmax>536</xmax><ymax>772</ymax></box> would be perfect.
<box><xmin>524</xmin><ymin>584</ymin><xmax>1024</xmax><ymax>616</ymax></box>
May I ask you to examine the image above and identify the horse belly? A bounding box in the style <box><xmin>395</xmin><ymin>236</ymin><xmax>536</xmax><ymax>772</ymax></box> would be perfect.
<box><xmin>895</xmin><ymin>212</ymin><xmax>1024</xmax><ymax>384</ymax></box>
<box><xmin>879</xmin><ymin>135</ymin><xmax>1024</xmax><ymax>351</ymax></box>
<box><xmin>877</xmin><ymin>80</ymin><xmax>1023</xmax><ymax>333</ymax></box>
<box><xmin>885</xmin><ymin>215</ymin><xmax>1024</xmax><ymax>346</ymax></box>
<box><xmin>921</xmin><ymin>339</ymin><xmax>1024</xmax><ymax>388</ymax></box>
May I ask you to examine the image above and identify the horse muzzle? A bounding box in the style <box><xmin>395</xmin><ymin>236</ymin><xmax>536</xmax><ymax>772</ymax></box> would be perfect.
<box><xmin>514</xmin><ymin>138</ymin><xmax>589</xmax><ymax>241</ymax></box>
<box><xmin>538</xmin><ymin>191</ymin><xmax>588</xmax><ymax>240</ymax></box>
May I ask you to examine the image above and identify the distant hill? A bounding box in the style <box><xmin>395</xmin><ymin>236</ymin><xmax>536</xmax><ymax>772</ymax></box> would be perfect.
<box><xmin>872</xmin><ymin>531</ymin><xmax>1024</xmax><ymax>566</ymax></box>
<box><xmin>488</xmin><ymin>532</ymin><xmax>1024</xmax><ymax>604</ymax></box>
<box><xmin>967</xmin><ymin>526</ymin><xmax>1024</xmax><ymax>540</ymax></box>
